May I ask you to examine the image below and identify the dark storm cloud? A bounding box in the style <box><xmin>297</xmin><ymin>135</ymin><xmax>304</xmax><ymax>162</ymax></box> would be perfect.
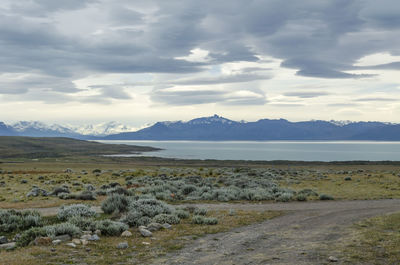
<box><xmin>0</xmin><ymin>0</ymin><xmax>400</xmax><ymax>103</ymax></box>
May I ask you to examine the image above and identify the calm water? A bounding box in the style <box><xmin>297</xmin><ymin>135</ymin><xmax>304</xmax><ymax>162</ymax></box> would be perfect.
<box><xmin>97</xmin><ymin>140</ymin><xmax>400</xmax><ymax>161</ymax></box>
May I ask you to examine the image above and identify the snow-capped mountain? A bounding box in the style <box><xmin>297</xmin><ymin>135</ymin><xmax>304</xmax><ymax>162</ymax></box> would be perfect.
<box><xmin>1</xmin><ymin>121</ymin><xmax>137</xmax><ymax>138</ymax></box>
<box><xmin>69</xmin><ymin>121</ymin><xmax>137</xmax><ymax>136</ymax></box>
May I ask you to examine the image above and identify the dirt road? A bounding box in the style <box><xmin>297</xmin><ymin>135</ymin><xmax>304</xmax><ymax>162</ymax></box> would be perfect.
<box><xmin>25</xmin><ymin>199</ymin><xmax>400</xmax><ymax>264</ymax></box>
<box><xmin>152</xmin><ymin>199</ymin><xmax>400</xmax><ymax>265</ymax></box>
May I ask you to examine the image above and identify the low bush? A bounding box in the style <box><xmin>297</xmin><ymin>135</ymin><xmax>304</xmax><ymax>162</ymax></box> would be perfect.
<box><xmin>16</xmin><ymin>227</ymin><xmax>47</xmax><ymax>247</ymax></box>
<box><xmin>194</xmin><ymin>208</ymin><xmax>207</xmax><ymax>216</ymax></box>
<box><xmin>319</xmin><ymin>194</ymin><xmax>334</xmax><ymax>200</ymax></box>
<box><xmin>101</xmin><ymin>194</ymin><xmax>131</xmax><ymax>214</ymax></box>
<box><xmin>57</xmin><ymin>204</ymin><xmax>97</xmax><ymax>221</ymax></box>
<box><xmin>153</xmin><ymin>214</ymin><xmax>180</xmax><ymax>224</ymax></box>
<box><xmin>0</xmin><ymin>209</ymin><xmax>42</xmax><ymax>233</ymax></box>
<box><xmin>44</xmin><ymin>222</ymin><xmax>81</xmax><ymax>238</ymax></box>
<box><xmin>175</xmin><ymin>209</ymin><xmax>190</xmax><ymax>219</ymax></box>
<box><xmin>95</xmin><ymin>220</ymin><xmax>128</xmax><ymax>236</ymax></box>
<box><xmin>191</xmin><ymin>215</ymin><xmax>218</xmax><ymax>225</ymax></box>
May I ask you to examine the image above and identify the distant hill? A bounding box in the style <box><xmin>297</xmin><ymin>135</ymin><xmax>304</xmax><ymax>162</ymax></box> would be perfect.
<box><xmin>0</xmin><ymin>136</ymin><xmax>159</xmax><ymax>159</ymax></box>
<box><xmin>103</xmin><ymin>115</ymin><xmax>400</xmax><ymax>141</ymax></box>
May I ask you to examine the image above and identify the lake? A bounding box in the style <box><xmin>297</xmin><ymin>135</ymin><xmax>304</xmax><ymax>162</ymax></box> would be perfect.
<box><xmin>97</xmin><ymin>140</ymin><xmax>400</xmax><ymax>161</ymax></box>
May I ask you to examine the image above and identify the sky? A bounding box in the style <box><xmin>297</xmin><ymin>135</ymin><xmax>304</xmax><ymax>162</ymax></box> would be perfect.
<box><xmin>0</xmin><ymin>0</ymin><xmax>400</xmax><ymax>127</ymax></box>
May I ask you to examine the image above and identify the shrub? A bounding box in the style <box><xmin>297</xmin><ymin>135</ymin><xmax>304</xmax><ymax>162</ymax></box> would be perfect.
<box><xmin>153</xmin><ymin>214</ymin><xmax>180</xmax><ymax>224</ymax></box>
<box><xmin>175</xmin><ymin>209</ymin><xmax>190</xmax><ymax>219</ymax></box>
<box><xmin>204</xmin><ymin>217</ymin><xmax>218</xmax><ymax>225</ymax></box>
<box><xmin>50</xmin><ymin>186</ymin><xmax>70</xmax><ymax>196</ymax></box>
<box><xmin>0</xmin><ymin>209</ymin><xmax>42</xmax><ymax>233</ymax></box>
<box><xmin>192</xmin><ymin>215</ymin><xmax>206</xmax><ymax>224</ymax></box>
<box><xmin>101</xmin><ymin>194</ymin><xmax>131</xmax><ymax>214</ymax></box>
<box><xmin>43</xmin><ymin>222</ymin><xmax>81</xmax><ymax>238</ymax></box>
<box><xmin>57</xmin><ymin>204</ymin><xmax>97</xmax><ymax>221</ymax></box>
<box><xmin>194</xmin><ymin>208</ymin><xmax>207</xmax><ymax>216</ymax></box>
<box><xmin>120</xmin><ymin>210</ymin><xmax>142</xmax><ymax>227</ymax></box>
<box><xmin>129</xmin><ymin>199</ymin><xmax>173</xmax><ymax>218</ymax></box>
<box><xmin>95</xmin><ymin>220</ymin><xmax>128</xmax><ymax>236</ymax></box>
<box><xmin>319</xmin><ymin>194</ymin><xmax>334</xmax><ymax>200</ymax></box>
<box><xmin>296</xmin><ymin>194</ymin><xmax>307</xmax><ymax>201</ymax></box>
<box><xmin>275</xmin><ymin>192</ymin><xmax>293</xmax><ymax>202</ymax></box>
<box><xmin>344</xmin><ymin>176</ymin><xmax>352</xmax><ymax>181</ymax></box>
<box><xmin>17</xmin><ymin>227</ymin><xmax>47</xmax><ymax>247</ymax></box>
<box><xmin>67</xmin><ymin>216</ymin><xmax>96</xmax><ymax>231</ymax></box>
<box><xmin>298</xmin><ymin>189</ymin><xmax>318</xmax><ymax>197</ymax></box>
<box><xmin>192</xmin><ymin>215</ymin><xmax>218</xmax><ymax>225</ymax></box>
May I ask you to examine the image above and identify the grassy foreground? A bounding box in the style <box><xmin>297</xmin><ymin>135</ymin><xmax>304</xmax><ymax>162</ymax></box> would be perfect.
<box><xmin>0</xmin><ymin>210</ymin><xmax>281</xmax><ymax>265</ymax></box>
<box><xmin>336</xmin><ymin>212</ymin><xmax>400</xmax><ymax>265</ymax></box>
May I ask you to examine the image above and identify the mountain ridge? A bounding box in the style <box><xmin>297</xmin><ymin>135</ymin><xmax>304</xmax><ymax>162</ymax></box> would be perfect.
<box><xmin>1</xmin><ymin>115</ymin><xmax>400</xmax><ymax>140</ymax></box>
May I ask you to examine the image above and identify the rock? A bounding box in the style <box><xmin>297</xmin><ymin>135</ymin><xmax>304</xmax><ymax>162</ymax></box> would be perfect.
<box><xmin>50</xmin><ymin>248</ymin><xmax>56</xmax><ymax>252</ymax></box>
<box><xmin>52</xmin><ymin>240</ymin><xmax>62</xmax><ymax>245</ymax></box>
<box><xmin>21</xmin><ymin>179</ymin><xmax>28</xmax><ymax>184</ymax></box>
<box><xmin>72</xmin><ymin>239</ymin><xmax>81</xmax><ymax>245</ymax></box>
<box><xmin>88</xmin><ymin>234</ymin><xmax>100</xmax><ymax>241</ymax></box>
<box><xmin>0</xmin><ymin>236</ymin><xmax>8</xmax><ymax>244</ymax></box>
<box><xmin>81</xmin><ymin>239</ymin><xmax>89</xmax><ymax>246</ymax></box>
<box><xmin>147</xmin><ymin>223</ymin><xmax>163</xmax><ymax>232</ymax></box>
<box><xmin>54</xmin><ymin>234</ymin><xmax>71</xmax><ymax>242</ymax></box>
<box><xmin>66</xmin><ymin>243</ymin><xmax>76</xmax><ymax>248</ymax></box>
<box><xmin>13</xmin><ymin>234</ymin><xmax>21</xmax><ymax>242</ymax></box>
<box><xmin>34</xmin><ymin>237</ymin><xmax>52</xmax><ymax>246</ymax></box>
<box><xmin>81</xmin><ymin>234</ymin><xmax>91</xmax><ymax>240</ymax></box>
<box><xmin>142</xmin><ymin>242</ymin><xmax>150</xmax><ymax>245</ymax></box>
<box><xmin>65</xmin><ymin>168</ymin><xmax>73</xmax><ymax>173</ymax></box>
<box><xmin>117</xmin><ymin>242</ymin><xmax>129</xmax><ymax>249</ymax></box>
<box><xmin>121</xmin><ymin>231</ymin><xmax>132</xmax><ymax>237</ymax></box>
<box><xmin>162</xmin><ymin>223</ymin><xmax>172</xmax><ymax>229</ymax></box>
<box><xmin>95</xmin><ymin>230</ymin><xmax>101</xmax><ymax>236</ymax></box>
<box><xmin>328</xmin><ymin>256</ymin><xmax>339</xmax><ymax>262</ymax></box>
<box><xmin>0</xmin><ymin>242</ymin><xmax>16</xmax><ymax>250</ymax></box>
<box><xmin>139</xmin><ymin>228</ymin><xmax>152</xmax><ymax>237</ymax></box>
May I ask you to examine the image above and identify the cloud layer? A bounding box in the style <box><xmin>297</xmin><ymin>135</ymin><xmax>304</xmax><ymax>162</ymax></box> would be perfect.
<box><xmin>0</xmin><ymin>0</ymin><xmax>399</xmax><ymax>124</ymax></box>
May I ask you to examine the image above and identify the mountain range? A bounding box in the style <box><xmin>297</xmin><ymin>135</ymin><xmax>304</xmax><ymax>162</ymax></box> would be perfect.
<box><xmin>1</xmin><ymin>115</ymin><xmax>400</xmax><ymax>141</ymax></box>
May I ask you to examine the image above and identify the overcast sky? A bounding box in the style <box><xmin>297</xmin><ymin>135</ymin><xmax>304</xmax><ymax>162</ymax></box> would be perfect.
<box><xmin>1</xmin><ymin>0</ymin><xmax>400</xmax><ymax>126</ymax></box>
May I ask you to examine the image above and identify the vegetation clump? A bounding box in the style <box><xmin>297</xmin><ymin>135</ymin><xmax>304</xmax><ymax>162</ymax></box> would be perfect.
<box><xmin>0</xmin><ymin>209</ymin><xmax>42</xmax><ymax>233</ymax></box>
<box><xmin>57</xmin><ymin>204</ymin><xmax>97</xmax><ymax>221</ymax></box>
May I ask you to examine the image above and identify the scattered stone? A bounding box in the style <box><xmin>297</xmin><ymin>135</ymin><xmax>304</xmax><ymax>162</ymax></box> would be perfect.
<box><xmin>85</xmin><ymin>248</ymin><xmax>91</xmax><ymax>252</ymax></box>
<box><xmin>52</xmin><ymin>240</ymin><xmax>62</xmax><ymax>245</ymax></box>
<box><xmin>81</xmin><ymin>239</ymin><xmax>89</xmax><ymax>246</ymax></box>
<box><xmin>21</xmin><ymin>179</ymin><xmax>28</xmax><ymax>184</ymax></box>
<box><xmin>147</xmin><ymin>223</ymin><xmax>163</xmax><ymax>232</ymax></box>
<box><xmin>65</xmin><ymin>168</ymin><xmax>73</xmax><ymax>173</ymax></box>
<box><xmin>50</xmin><ymin>248</ymin><xmax>56</xmax><ymax>252</ymax></box>
<box><xmin>0</xmin><ymin>236</ymin><xmax>8</xmax><ymax>244</ymax></box>
<box><xmin>72</xmin><ymin>239</ymin><xmax>81</xmax><ymax>245</ymax></box>
<box><xmin>81</xmin><ymin>234</ymin><xmax>91</xmax><ymax>240</ymax></box>
<box><xmin>139</xmin><ymin>228</ymin><xmax>152</xmax><ymax>237</ymax></box>
<box><xmin>88</xmin><ymin>234</ymin><xmax>100</xmax><ymax>241</ymax></box>
<box><xmin>34</xmin><ymin>237</ymin><xmax>52</xmax><ymax>246</ymax></box>
<box><xmin>0</xmin><ymin>242</ymin><xmax>16</xmax><ymax>250</ymax></box>
<box><xmin>121</xmin><ymin>231</ymin><xmax>132</xmax><ymax>237</ymax></box>
<box><xmin>162</xmin><ymin>223</ymin><xmax>172</xmax><ymax>229</ymax></box>
<box><xmin>54</xmin><ymin>234</ymin><xmax>71</xmax><ymax>242</ymax></box>
<box><xmin>142</xmin><ymin>242</ymin><xmax>150</xmax><ymax>245</ymax></box>
<box><xmin>66</xmin><ymin>243</ymin><xmax>76</xmax><ymax>248</ymax></box>
<box><xmin>328</xmin><ymin>256</ymin><xmax>339</xmax><ymax>262</ymax></box>
<box><xmin>117</xmin><ymin>242</ymin><xmax>129</xmax><ymax>249</ymax></box>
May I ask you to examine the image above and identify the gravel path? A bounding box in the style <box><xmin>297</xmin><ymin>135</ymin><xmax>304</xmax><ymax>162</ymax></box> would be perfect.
<box><xmin>24</xmin><ymin>199</ymin><xmax>400</xmax><ymax>264</ymax></box>
<box><xmin>153</xmin><ymin>199</ymin><xmax>400</xmax><ymax>265</ymax></box>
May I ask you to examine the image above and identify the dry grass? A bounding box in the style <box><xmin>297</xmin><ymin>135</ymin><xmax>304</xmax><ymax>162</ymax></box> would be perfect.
<box><xmin>335</xmin><ymin>212</ymin><xmax>400</xmax><ymax>265</ymax></box>
<box><xmin>0</xmin><ymin>210</ymin><xmax>282</xmax><ymax>265</ymax></box>
<box><xmin>280</xmin><ymin>171</ymin><xmax>400</xmax><ymax>200</ymax></box>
